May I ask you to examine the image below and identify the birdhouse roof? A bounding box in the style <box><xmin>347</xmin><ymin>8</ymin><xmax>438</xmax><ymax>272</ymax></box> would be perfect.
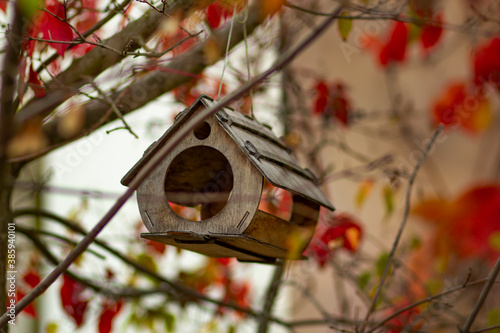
<box><xmin>121</xmin><ymin>94</ymin><xmax>334</xmax><ymax>211</ymax></box>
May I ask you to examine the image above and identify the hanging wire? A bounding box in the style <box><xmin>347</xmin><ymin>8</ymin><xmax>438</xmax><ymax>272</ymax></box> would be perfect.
<box><xmin>217</xmin><ymin>3</ymin><xmax>238</xmax><ymax>101</ymax></box>
<box><xmin>238</xmin><ymin>5</ymin><xmax>255</xmax><ymax>117</ymax></box>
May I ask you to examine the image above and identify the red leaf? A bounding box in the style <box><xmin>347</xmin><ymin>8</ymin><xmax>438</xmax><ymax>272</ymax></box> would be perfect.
<box><xmin>216</xmin><ymin>257</ymin><xmax>233</xmax><ymax>266</ymax></box>
<box><xmin>312</xmin><ymin>81</ymin><xmax>352</xmax><ymax>125</ymax></box>
<box><xmin>307</xmin><ymin>214</ymin><xmax>363</xmax><ymax>267</ymax></box>
<box><xmin>206</xmin><ymin>4</ymin><xmax>223</xmax><ymax>29</ymax></box>
<box><xmin>414</xmin><ymin>184</ymin><xmax>500</xmax><ymax>263</ymax></box>
<box><xmin>144</xmin><ymin>239</ymin><xmax>167</xmax><ymax>255</ymax></box>
<box><xmin>75</xmin><ymin>0</ymin><xmax>98</xmax><ymax>32</ymax></box>
<box><xmin>313</xmin><ymin>81</ymin><xmax>329</xmax><ymax>114</ymax></box>
<box><xmin>23</xmin><ymin>270</ymin><xmax>41</xmax><ymax>289</ymax></box>
<box><xmin>0</xmin><ymin>0</ymin><xmax>7</xmax><ymax>13</ymax></box>
<box><xmin>385</xmin><ymin>298</ymin><xmax>422</xmax><ymax>333</ymax></box>
<box><xmin>16</xmin><ymin>290</ymin><xmax>37</xmax><ymax>317</ymax></box>
<box><xmin>420</xmin><ymin>13</ymin><xmax>443</xmax><ymax>51</ymax></box>
<box><xmin>60</xmin><ymin>275</ymin><xmax>89</xmax><ymax>327</ymax></box>
<box><xmin>205</xmin><ymin>3</ymin><xmax>233</xmax><ymax>29</ymax></box>
<box><xmin>173</xmin><ymin>76</ymin><xmax>202</xmax><ymax>106</ymax></box>
<box><xmin>333</xmin><ymin>95</ymin><xmax>349</xmax><ymax>125</ymax></box>
<box><xmin>39</xmin><ymin>2</ymin><xmax>73</xmax><ymax>56</ymax></box>
<box><xmin>24</xmin><ymin>23</ymin><xmax>40</xmax><ymax>57</ymax></box>
<box><xmin>98</xmin><ymin>301</ymin><xmax>123</xmax><ymax>333</ymax></box>
<box><xmin>28</xmin><ymin>65</ymin><xmax>46</xmax><ymax>98</ymax></box>
<box><xmin>432</xmin><ymin>82</ymin><xmax>467</xmax><ymax>126</ymax></box>
<box><xmin>473</xmin><ymin>37</ymin><xmax>500</xmax><ymax>92</ymax></box>
<box><xmin>70</xmin><ymin>42</ymin><xmax>95</xmax><ymax>56</ymax></box>
<box><xmin>379</xmin><ymin>21</ymin><xmax>408</xmax><ymax>67</ymax></box>
<box><xmin>432</xmin><ymin>82</ymin><xmax>492</xmax><ymax>133</ymax></box>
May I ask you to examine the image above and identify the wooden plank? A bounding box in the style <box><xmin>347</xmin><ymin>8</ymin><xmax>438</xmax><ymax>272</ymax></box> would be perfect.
<box><xmin>142</xmin><ymin>231</ymin><xmax>308</xmax><ymax>261</ymax></box>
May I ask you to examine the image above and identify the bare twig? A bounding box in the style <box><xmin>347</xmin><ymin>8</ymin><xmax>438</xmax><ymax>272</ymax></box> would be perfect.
<box><xmin>16</xmin><ymin>225</ymin><xmax>106</xmax><ymax>259</ymax></box>
<box><xmin>370</xmin><ymin>278</ymin><xmax>500</xmax><ymax>332</ymax></box>
<box><xmin>460</xmin><ymin>252</ymin><xmax>500</xmax><ymax>333</ymax></box>
<box><xmin>0</xmin><ymin>5</ymin><xmax>344</xmax><ymax>327</ymax></box>
<box><xmin>12</xmin><ymin>209</ymin><xmax>290</xmax><ymax>322</ymax></box>
<box><xmin>360</xmin><ymin>125</ymin><xmax>444</xmax><ymax>332</ymax></box>
<box><xmin>471</xmin><ymin>324</ymin><xmax>500</xmax><ymax>333</ymax></box>
<box><xmin>88</xmin><ymin>80</ymin><xmax>138</xmax><ymax>138</ymax></box>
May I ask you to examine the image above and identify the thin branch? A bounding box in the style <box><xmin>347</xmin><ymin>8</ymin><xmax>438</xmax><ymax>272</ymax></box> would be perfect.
<box><xmin>88</xmin><ymin>80</ymin><xmax>138</xmax><ymax>138</ymax></box>
<box><xmin>369</xmin><ymin>278</ymin><xmax>500</xmax><ymax>332</ymax></box>
<box><xmin>12</xmin><ymin>209</ymin><xmax>289</xmax><ymax>322</ymax></box>
<box><xmin>258</xmin><ymin>263</ymin><xmax>285</xmax><ymax>333</ymax></box>
<box><xmin>471</xmin><ymin>324</ymin><xmax>500</xmax><ymax>333</ymax></box>
<box><xmin>360</xmin><ymin>125</ymin><xmax>444</xmax><ymax>332</ymax></box>
<box><xmin>0</xmin><ymin>6</ymin><xmax>344</xmax><ymax>327</ymax></box>
<box><xmin>15</xmin><ymin>0</ymin><xmax>214</xmax><ymax>126</ymax></box>
<box><xmin>0</xmin><ymin>5</ymin><xmax>24</xmax><ymax>333</ymax></box>
<box><xmin>16</xmin><ymin>225</ymin><xmax>106</xmax><ymax>259</ymax></box>
<box><xmin>460</xmin><ymin>252</ymin><xmax>500</xmax><ymax>333</ymax></box>
<box><xmin>14</xmin><ymin>181</ymin><xmax>122</xmax><ymax>199</ymax></box>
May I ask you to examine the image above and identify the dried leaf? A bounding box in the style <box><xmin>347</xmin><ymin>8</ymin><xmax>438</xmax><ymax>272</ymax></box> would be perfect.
<box><xmin>355</xmin><ymin>178</ymin><xmax>375</xmax><ymax>208</ymax></box>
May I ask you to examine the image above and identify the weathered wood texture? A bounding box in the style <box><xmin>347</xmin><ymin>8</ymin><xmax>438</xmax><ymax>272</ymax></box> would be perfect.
<box><xmin>122</xmin><ymin>95</ymin><xmax>333</xmax><ymax>262</ymax></box>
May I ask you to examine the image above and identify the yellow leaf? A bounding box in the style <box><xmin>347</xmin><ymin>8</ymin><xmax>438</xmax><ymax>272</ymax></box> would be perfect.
<box><xmin>489</xmin><ymin>231</ymin><xmax>500</xmax><ymax>251</ymax></box>
<box><xmin>338</xmin><ymin>11</ymin><xmax>353</xmax><ymax>41</ymax></box>
<box><xmin>383</xmin><ymin>185</ymin><xmax>395</xmax><ymax>215</ymax></box>
<box><xmin>283</xmin><ymin>132</ymin><xmax>301</xmax><ymax>149</ymax></box>
<box><xmin>286</xmin><ymin>227</ymin><xmax>314</xmax><ymax>259</ymax></box>
<box><xmin>355</xmin><ymin>178</ymin><xmax>374</xmax><ymax>208</ymax></box>
<box><xmin>46</xmin><ymin>322</ymin><xmax>58</xmax><ymax>333</ymax></box>
<box><xmin>137</xmin><ymin>253</ymin><xmax>157</xmax><ymax>273</ymax></box>
<box><xmin>470</xmin><ymin>98</ymin><xmax>492</xmax><ymax>132</ymax></box>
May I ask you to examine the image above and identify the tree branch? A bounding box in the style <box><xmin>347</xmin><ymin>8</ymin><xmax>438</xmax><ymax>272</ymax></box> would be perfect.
<box><xmin>12</xmin><ymin>0</ymin><xmax>267</xmax><ymax>163</ymax></box>
<box><xmin>14</xmin><ymin>0</ymin><xmax>215</xmax><ymax>126</ymax></box>
<box><xmin>0</xmin><ymin>5</ymin><xmax>344</xmax><ymax>326</ymax></box>
<box><xmin>0</xmin><ymin>4</ymin><xmax>24</xmax><ymax>332</ymax></box>
<box><xmin>460</xmin><ymin>252</ymin><xmax>500</xmax><ymax>332</ymax></box>
<box><xmin>258</xmin><ymin>263</ymin><xmax>285</xmax><ymax>333</ymax></box>
<box><xmin>360</xmin><ymin>125</ymin><xmax>443</xmax><ymax>332</ymax></box>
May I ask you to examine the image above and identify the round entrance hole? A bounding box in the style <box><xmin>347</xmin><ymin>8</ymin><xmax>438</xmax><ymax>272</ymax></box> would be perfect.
<box><xmin>164</xmin><ymin>146</ymin><xmax>234</xmax><ymax>221</ymax></box>
<box><xmin>193</xmin><ymin>121</ymin><xmax>211</xmax><ymax>140</ymax></box>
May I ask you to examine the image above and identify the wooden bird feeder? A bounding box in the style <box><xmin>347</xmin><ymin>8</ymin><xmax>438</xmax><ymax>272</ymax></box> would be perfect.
<box><xmin>121</xmin><ymin>95</ymin><xmax>334</xmax><ymax>263</ymax></box>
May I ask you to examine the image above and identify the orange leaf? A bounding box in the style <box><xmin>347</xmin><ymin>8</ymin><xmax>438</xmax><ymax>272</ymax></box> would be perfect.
<box><xmin>355</xmin><ymin>179</ymin><xmax>375</xmax><ymax>208</ymax></box>
<box><xmin>413</xmin><ymin>184</ymin><xmax>500</xmax><ymax>263</ymax></box>
<box><xmin>259</xmin><ymin>0</ymin><xmax>285</xmax><ymax>17</ymax></box>
<box><xmin>413</xmin><ymin>198</ymin><xmax>449</xmax><ymax>222</ymax></box>
<box><xmin>432</xmin><ymin>82</ymin><xmax>492</xmax><ymax>134</ymax></box>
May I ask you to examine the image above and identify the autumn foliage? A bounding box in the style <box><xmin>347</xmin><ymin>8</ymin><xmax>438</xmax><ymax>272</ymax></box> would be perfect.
<box><xmin>414</xmin><ymin>185</ymin><xmax>500</xmax><ymax>264</ymax></box>
<box><xmin>3</xmin><ymin>0</ymin><xmax>500</xmax><ymax>332</ymax></box>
